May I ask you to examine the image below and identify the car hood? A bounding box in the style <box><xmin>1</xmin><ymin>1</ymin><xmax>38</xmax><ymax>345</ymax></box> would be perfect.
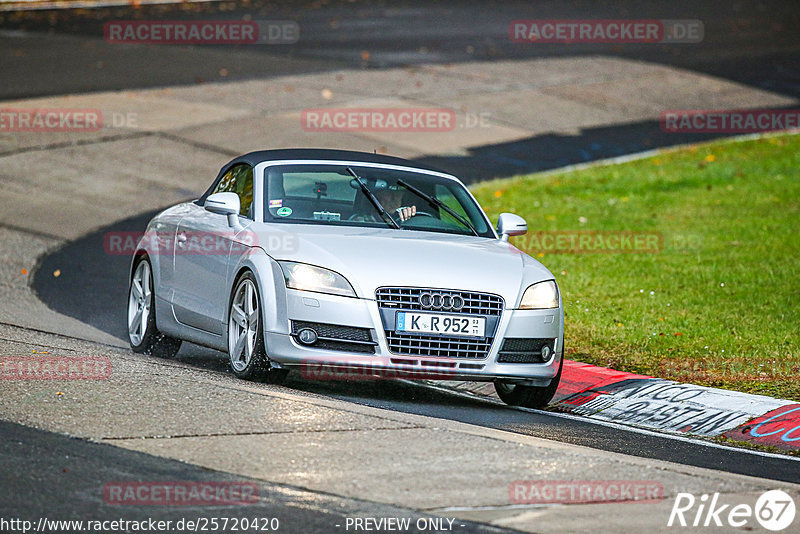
<box><xmin>250</xmin><ymin>223</ymin><xmax>555</xmax><ymax>304</ymax></box>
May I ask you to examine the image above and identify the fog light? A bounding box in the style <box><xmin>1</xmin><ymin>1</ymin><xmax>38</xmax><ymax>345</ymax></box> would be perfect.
<box><xmin>297</xmin><ymin>328</ymin><xmax>318</xmax><ymax>345</ymax></box>
<box><xmin>541</xmin><ymin>345</ymin><xmax>552</xmax><ymax>361</ymax></box>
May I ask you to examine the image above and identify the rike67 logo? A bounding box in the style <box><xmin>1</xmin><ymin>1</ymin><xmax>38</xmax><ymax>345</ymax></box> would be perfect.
<box><xmin>668</xmin><ymin>490</ymin><xmax>796</xmax><ymax>531</ymax></box>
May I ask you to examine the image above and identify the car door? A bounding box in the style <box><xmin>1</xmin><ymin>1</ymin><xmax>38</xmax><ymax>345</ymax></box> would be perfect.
<box><xmin>147</xmin><ymin>203</ymin><xmax>194</xmax><ymax>307</ymax></box>
<box><xmin>171</xmin><ymin>164</ymin><xmax>256</xmax><ymax>335</ymax></box>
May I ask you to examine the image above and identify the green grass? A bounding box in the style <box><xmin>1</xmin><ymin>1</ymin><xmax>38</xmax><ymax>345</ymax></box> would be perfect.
<box><xmin>471</xmin><ymin>134</ymin><xmax>800</xmax><ymax>401</ymax></box>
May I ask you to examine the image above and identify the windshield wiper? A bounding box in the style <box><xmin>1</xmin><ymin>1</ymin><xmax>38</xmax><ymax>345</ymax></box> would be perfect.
<box><xmin>346</xmin><ymin>167</ymin><xmax>400</xmax><ymax>229</ymax></box>
<box><xmin>397</xmin><ymin>180</ymin><xmax>479</xmax><ymax>237</ymax></box>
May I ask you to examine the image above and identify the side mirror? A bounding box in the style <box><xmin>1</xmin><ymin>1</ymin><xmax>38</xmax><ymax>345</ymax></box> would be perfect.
<box><xmin>204</xmin><ymin>192</ymin><xmax>240</xmax><ymax>215</ymax></box>
<box><xmin>497</xmin><ymin>212</ymin><xmax>527</xmax><ymax>241</ymax></box>
<box><xmin>204</xmin><ymin>192</ymin><xmax>242</xmax><ymax>229</ymax></box>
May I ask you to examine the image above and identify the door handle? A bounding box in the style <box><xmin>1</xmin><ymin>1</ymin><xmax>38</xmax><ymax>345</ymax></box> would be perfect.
<box><xmin>177</xmin><ymin>232</ymin><xmax>187</xmax><ymax>247</ymax></box>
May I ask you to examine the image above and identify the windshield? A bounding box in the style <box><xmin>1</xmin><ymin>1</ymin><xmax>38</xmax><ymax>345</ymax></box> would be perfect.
<box><xmin>263</xmin><ymin>164</ymin><xmax>494</xmax><ymax>237</ymax></box>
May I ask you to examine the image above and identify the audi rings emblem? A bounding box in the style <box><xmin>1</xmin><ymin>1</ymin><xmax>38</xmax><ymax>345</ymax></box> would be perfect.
<box><xmin>419</xmin><ymin>292</ymin><xmax>464</xmax><ymax>311</ymax></box>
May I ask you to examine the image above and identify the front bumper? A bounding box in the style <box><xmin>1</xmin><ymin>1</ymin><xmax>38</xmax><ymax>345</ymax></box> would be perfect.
<box><xmin>265</xmin><ymin>288</ymin><xmax>563</xmax><ymax>385</ymax></box>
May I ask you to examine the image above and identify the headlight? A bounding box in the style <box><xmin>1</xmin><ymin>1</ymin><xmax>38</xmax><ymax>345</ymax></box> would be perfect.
<box><xmin>519</xmin><ymin>280</ymin><xmax>559</xmax><ymax>309</ymax></box>
<box><xmin>278</xmin><ymin>261</ymin><xmax>356</xmax><ymax>297</ymax></box>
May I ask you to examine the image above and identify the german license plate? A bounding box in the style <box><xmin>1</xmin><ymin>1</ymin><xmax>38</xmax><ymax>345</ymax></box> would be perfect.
<box><xmin>396</xmin><ymin>312</ymin><xmax>485</xmax><ymax>337</ymax></box>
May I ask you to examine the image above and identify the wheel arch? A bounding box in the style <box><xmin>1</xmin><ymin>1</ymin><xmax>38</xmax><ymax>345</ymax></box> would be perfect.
<box><xmin>226</xmin><ymin>249</ymin><xmax>288</xmax><ymax>340</ymax></box>
<box><xmin>129</xmin><ymin>231</ymin><xmax>165</xmax><ymax>294</ymax></box>
<box><xmin>129</xmin><ymin>249</ymin><xmax>149</xmax><ymax>280</ymax></box>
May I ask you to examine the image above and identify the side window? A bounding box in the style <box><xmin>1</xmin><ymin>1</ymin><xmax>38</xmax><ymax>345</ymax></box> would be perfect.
<box><xmin>212</xmin><ymin>164</ymin><xmax>254</xmax><ymax>218</ymax></box>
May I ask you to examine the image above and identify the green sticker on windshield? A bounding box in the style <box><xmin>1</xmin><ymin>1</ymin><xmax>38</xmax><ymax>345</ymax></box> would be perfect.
<box><xmin>276</xmin><ymin>207</ymin><xmax>292</xmax><ymax>217</ymax></box>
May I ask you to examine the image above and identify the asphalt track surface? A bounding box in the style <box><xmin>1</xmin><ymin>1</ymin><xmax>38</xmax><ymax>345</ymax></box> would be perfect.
<box><xmin>1</xmin><ymin>1</ymin><xmax>799</xmax><ymax>176</ymax></box>
<box><xmin>283</xmin><ymin>376</ymin><xmax>800</xmax><ymax>485</ymax></box>
<box><xmin>0</xmin><ymin>420</ymin><xmax>514</xmax><ymax>534</ymax></box>
<box><xmin>6</xmin><ymin>0</ymin><xmax>800</xmax><ymax>521</ymax></box>
<box><xmin>2</xmin><ymin>0</ymin><xmax>799</xmax><ymax>99</ymax></box>
<box><xmin>30</xmin><ymin>209</ymin><xmax>800</xmax><ymax>486</ymax></box>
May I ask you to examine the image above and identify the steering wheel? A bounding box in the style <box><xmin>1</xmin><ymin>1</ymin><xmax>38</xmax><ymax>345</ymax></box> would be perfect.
<box><xmin>346</xmin><ymin>211</ymin><xmax>434</xmax><ymax>223</ymax></box>
<box><xmin>398</xmin><ymin>210</ymin><xmax>434</xmax><ymax>224</ymax></box>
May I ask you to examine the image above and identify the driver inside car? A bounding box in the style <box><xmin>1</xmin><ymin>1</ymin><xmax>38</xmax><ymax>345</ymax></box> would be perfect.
<box><xmin>375</xmin><ymin>186</ymin><xmax>417</xmax><ymax>222</ymax></box>
<box><xmin>351</xmin><ymin>180</ymin><xmax>418</xmax><ymax>222</ymax></box>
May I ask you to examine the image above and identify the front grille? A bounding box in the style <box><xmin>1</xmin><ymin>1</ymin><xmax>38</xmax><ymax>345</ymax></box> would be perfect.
<box><xmin>376</xmin><ymin>287</ymin><xmax>504</xmax><ymax>316</ymax></box>
<box><xmin>497</xmin><ymin>338</ymin><xmax>555</xmax><ymax>363</ymax></box>
<box><xmin>385</xmin><ymin>331</ymin><xmax>493</xmax><ymax>359</ymax></box>
<box><xmin>377</xmin><ymin>286</ymin><xmax>503</xmax><ymax>360</ymax></box>
<box><xmin>291</xmin><ymin>321</ymin><xmax>375</xmax><ymax>354</ymax></box>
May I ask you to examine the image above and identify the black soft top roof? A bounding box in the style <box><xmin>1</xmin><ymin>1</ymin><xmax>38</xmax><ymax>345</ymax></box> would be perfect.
<box><xmin>224</xmin><ymin>149</ymin><xmax>448</xmax><ymax>175</ymax></box>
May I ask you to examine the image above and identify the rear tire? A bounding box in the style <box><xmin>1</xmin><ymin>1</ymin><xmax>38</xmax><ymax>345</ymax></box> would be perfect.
<box><xmin>495</xmin><ymin>353</ymin><xmax>563</xmax><ymax>408</ymax></box>
<box><xmin>227</xmin><ymin>272</ymin><xmax>288</xmax><ymax>384</ymax></box>
<box><xmin>128</xmin><ymin>256</ymin><xmax>182</xmax><ymax>358</ymax></box>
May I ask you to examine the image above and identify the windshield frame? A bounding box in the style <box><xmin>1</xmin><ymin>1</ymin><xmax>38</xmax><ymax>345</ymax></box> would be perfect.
<box><xmin>253</xmin><ymin>159</ymin><xmax>498</xmax><ymax>238</ymax></box>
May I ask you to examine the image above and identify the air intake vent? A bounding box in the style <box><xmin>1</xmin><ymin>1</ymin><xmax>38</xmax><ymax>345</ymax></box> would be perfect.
<box><xmin>291</xmin><ymin>321</ymin><xmax>376</xmax><ymax>354</ymax></box>
<box><xmin>497</xmin><ymin>338</ymin><xmax>555</xmax><ymax>363</ymax></box>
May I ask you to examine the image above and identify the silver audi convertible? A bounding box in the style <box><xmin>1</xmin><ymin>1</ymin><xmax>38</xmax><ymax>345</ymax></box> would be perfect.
<box><xmin>127</xmin><ymin>149</ymin><xmax>564</xmax><ymax>407</ymax></box>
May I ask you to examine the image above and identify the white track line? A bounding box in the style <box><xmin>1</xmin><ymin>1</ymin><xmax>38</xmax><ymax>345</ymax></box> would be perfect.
<box><xmin>413</xmin><ymin>380</ymin><xmax>800</xmax><ymax>463</ymax></box>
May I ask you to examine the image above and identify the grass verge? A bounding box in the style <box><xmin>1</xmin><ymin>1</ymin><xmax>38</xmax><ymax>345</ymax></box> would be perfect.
<box><xmin>472</xmin><ymin>134</ymin><xmax>800</xmax><ymax>401</ymax></box>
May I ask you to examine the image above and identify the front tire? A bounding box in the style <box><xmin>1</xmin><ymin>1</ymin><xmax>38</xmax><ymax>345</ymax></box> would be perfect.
<box><xmin>494</xmin><ymin>353</ymin><xmax>563</xmax><ymax>408</ymax></box>
<box><xmin>227</xmin><ymin>272</ymin><xmax>288</xmax><ymax>384</ymax></box>
<box><xmin>128</xmin><ymin>256</ymin><xmax>182</xmax><ymax>358</ymax></box>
